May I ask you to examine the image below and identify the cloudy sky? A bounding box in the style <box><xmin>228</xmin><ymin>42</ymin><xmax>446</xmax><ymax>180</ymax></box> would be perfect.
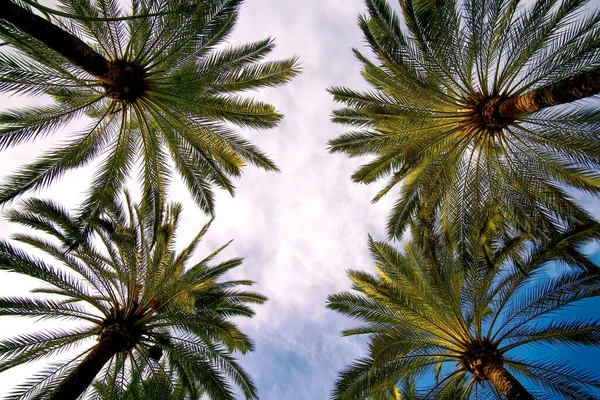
<box><xmin>1</xmin><ymin>0</ymin><xmax>600</xmax><ymax>399</ymax></box>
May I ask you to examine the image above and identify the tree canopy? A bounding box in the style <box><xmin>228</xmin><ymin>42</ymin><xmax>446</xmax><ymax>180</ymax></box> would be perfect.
<box><xmin>0</xmin><ymin>192</ymin><xmax>266</xmax><ymax>400</ymax></box>
<box><xmin>328</xmin><ymin>224</ymin><xmax>600</xmax><ymax>399</ymax></box>
<box><xmin>328</xmin><ymin>0</ymin><xmax>600</xmax><ymax>245</ymax></box>
<box><xmin>0</xmin><ymin>0</ymin><xmax>300</xmax><ymax>220</ymax></box>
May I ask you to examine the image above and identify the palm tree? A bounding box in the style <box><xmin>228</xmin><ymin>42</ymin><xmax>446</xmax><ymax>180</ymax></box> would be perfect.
<box><xmin>0</xmin><ymin>0</ymin><xmax>299</xmax><ymax>220</ymax></box>
<box><xmin>0</xmin><ymin>193</ymin><xmax>266</xmax><ymax>400</ymax></box>
<box><xmin>327</xmin><ymin>226</ymin><xmax>600</xmax><ymax>399</ymax></box>
<box><xmin>328</xmin><ymin>0</ymin><xmax>600</xmax><ymax>244</ymax></box>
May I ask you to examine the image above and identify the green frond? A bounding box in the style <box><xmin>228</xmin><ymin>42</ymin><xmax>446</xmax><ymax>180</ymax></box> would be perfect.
<box><xmin>502</xmin><ymin>319</ymin><xmax>600</xmax><ymax>350</ymax></box>
<box><xmin>94</xmin><ymin>367</ymin><xmax>193</xmax><ymax>400</ymax></box>
<box><xmin>0</xmin><ymin>95</ymin><xmax>104</xmax><ymax>150</ymax></box>
<box><xmin>78</xmin><ymin>111</ymin><xmax>139</xmax><ymax>220</ymax></box>
<box><xmin>6</xmin><ymin>358</ymin><xmax>81</xmax><ymax>400</ymax></box>
<box><xmin>506</xmin><ymin>358</ymin><xmax>600</xmax><ymax>399</ymax></box>
<box><xmin>0</xmin><ymin>296</ymin><xmax>102</xmax><ymax>323</ymax></box>
<box><xmin>0</xmin><ymin>106</ymin><xmax>118</xmax><ymax>207</ymax></box>
<box><xmin>209</xmin><ymin>57</ymin><xmax>301</xmax><ymax>92</ymax></box>
<box><xmin>0</xmin><ymin>328</ymin><xmax>95</xmax><ymax>372</ymax></box>
<box><xmin>199</xmin><ymin>38</ymin><xmax>276</xmax><ymax>70</ymax></box>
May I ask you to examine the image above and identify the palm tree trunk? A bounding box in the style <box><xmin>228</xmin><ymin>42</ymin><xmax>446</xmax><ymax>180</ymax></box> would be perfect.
<box><xmin>49</xmin><ymin>337</ymin><xmax>119</xmax><ymax>400</ymax></box>
<box><xmin>1</xmin><ymin>0</ymin><xmax>124</xmax><ymax>85</ymax></box>
<box><xmin>499</xmin><ymin>68</ymin><xmax>600</xmax><ymax>117</ymax></box>
<box><xmin>484</xmin><ymin>364</ymin><xmax>534</xmax><ymax>400</ymax></box>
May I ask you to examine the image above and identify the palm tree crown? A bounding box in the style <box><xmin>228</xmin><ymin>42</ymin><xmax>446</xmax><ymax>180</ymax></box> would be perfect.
<box><xmin>0</xmin><ymin>193</ymin><xmax>266</xmax><ymax>400</ymax></box>
<box><xmin>0</xmin><ymin>0</ymin><xmax>300</xmax><ymax>220</ymax></box>
<box><xmin>327</xmin><ymin>224</ymin><xmax>600</xmax><ymax>399</ymax></box>
<box><xmin>328</xmin><ymin>0</ymin><xmax>600</xmax><ymax>243</ymax></box>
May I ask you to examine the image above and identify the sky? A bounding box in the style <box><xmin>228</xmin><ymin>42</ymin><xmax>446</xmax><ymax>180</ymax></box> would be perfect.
<box><xmin>1</xmin><ymin>0</ymin><xmax>600</xmax><ymax>399</ymax></box>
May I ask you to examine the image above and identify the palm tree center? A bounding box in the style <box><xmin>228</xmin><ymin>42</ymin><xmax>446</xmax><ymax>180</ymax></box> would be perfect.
<box><xmin>460</xmin><ymin>337</ymin><xmax>504</xmax><ymax>382</ymax></box>
<box><xmin>101</xmin><ymin>60</ymin><xmax>148</xmax><ymax>103</ymax></box>
<box><xmin>469</xmin><ymin>95</ymin><xmax>515</xmax><ymax>132</ymax></box>
<box><xmin>99</xmin><ymin>310</ymin><xmax>144</xmax><ymax>352</ymax></box>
